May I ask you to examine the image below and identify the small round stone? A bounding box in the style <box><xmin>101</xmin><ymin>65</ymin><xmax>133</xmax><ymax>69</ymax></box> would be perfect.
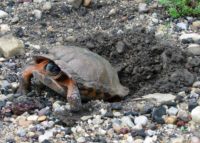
<box><xmin>38</xmin><ymin>116</ymin><xmax>47</xmax><ymax>122</ymax></box>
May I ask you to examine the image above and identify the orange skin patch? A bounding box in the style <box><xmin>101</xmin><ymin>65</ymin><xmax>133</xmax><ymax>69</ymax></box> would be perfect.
<box><xmin>19</xmin><ymin>59</ymin><xmax>82</xmax><ymax>111</ymax></box>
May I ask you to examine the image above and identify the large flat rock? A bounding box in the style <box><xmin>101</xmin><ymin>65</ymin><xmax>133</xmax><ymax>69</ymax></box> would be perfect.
<box><xmin>0</xmin><ymin>35</ymin><xmax>25</xmax><ymax>58</ymax></box>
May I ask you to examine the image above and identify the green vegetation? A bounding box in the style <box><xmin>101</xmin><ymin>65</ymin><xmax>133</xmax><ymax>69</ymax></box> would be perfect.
<box><xmin>159</xmin><ymin>0</ymin><xmax>200</xmax><ymax>18</ymax></box>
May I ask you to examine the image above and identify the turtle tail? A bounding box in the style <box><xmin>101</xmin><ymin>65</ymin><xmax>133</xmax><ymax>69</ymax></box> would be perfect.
<box><xmin>116</xmin><ymin>85</ymin><xmax>129</xmax><ymax>97</ymax></box>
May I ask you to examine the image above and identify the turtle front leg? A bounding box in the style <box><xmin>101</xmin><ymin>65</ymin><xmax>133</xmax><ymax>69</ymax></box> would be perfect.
<box><xmin>18</xmin><ymin>61</ymin><xmax>48</xmax><ymax>95</ymax></box>
<box><xmin>18</xmin><ymin>65</ymin><xmax>38</xmax><ymax>95</ymax></box>
<box><xmin>65</xmin><ymin>79</ymin><xmax>82</xmax><ymax>112</ymax></box>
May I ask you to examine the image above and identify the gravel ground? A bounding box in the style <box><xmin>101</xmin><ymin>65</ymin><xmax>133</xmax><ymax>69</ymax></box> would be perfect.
<box><xmin>0</xmin><ymin>0</ymin><xmax>200</xmax><ymax>143</ymax></box>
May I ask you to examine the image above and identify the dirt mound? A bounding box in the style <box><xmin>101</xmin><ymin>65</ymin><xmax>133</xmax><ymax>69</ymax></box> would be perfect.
<box><xmin>72</xmin><ymin>27</ymin><xmax>197</xmax><ymax>97</ymax></box>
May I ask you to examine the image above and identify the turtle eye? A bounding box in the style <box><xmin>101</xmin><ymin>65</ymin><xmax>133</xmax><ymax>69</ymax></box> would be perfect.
<box><xmin>45</xmin><ymin>62</ymin><xmax>61</xmax><ymax>75</ymax></box>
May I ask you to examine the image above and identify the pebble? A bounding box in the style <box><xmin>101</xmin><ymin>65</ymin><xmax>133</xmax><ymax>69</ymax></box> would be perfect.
<box><xmin>77</xmin><ymin>137</ymin><xmax>86</xmax><ymax>143</ymax></box>
<box><xmin>191</xmin><ymin>106</ymin><xmax>200</xmax><ymax>123</ymax></box>
<box><xmin>177</xmin><ymin>110</ymin><xmax>190</xmax><ymax>122</ymax></box>
<box><xmin>111</xmin><ymin>102</ymin><xmax>122</xmax><ymax>110</ymax></box>
<box><xmin>121</xmin><ymin>116</ymin><xmax>135</xmax><ymax>128</ymax></box>
<box><xmin>116</xmin><ymin>41</ymin><xmax>125</xmax><ymax>54</ymax></box>
<box><xmin>0</xmin><ymin>24</ymin><xmax>10</xmax><ymax>33</ymax></box>
<box><xmin>164</xmin><ymin>116</ymin><xmax>177</xmax><ymax>124</ymax></box>
<box><xmin>81</xmin><ymin>115</ymin><xmax>92</xmax><ymax>121</ymax></box>
<box><xmin>42</xmin><ymin>2</ymin><xmax>52</xmax><ymax>11</ymax></box>
<box><xmin>167</xmin><ymin>107</ymin><xmax>178</xmax><ymax>116</ymax></box>
<box><xmin>108</xmin><ymin>8</ymin><xmax>117</xmax><ymax>16</ymax></box>
<box><xmin>190</xmin><ymin>136</ymin><xmax>200</xmax><ymax>143</ymax></box>
<box><xmin>83</xmin><ymin>0</ymin><xmax>91</xmax><ymax>7</ymax></box>
<box><xmin>11</xmin><ymin>16</ymin><xmax>19</xmax><ymax>23</ymax></box>
<box><xmin>68</xmin><ymin>0</ymin><xmax>82</xmax><ymax>9</ymax></box>
<box><xmin>113</xmin><ymin>111</ymin><xmax>122</xmax><ymax>117</ymax></box>
<box><xmin>192</xmin><ymin>20</ymin><xmax>200</xmax><ymax>30</ymax></box>
<box><xmin>0</xmin><ymin>10</ymin><xmax>8</xmax><ymax>18</ymax></box>
<box><xmin>38</xmin><ymin>129</ymin><xmax>55</xmax><ymax>143</ymax></box>
<box><xmin>179</xmin><ymin>33</ymin><xmax>200</xmax><ymax>44</ymax></box>
<box><xmin>33</xmin><ymin>9</ymin><xmax>42</xmax><ymax>19</ymax></box>
<box><xmin>38</xmin><ymin>116</ymin><xmax>47</xmax><ymax>122</ymax></box>
<box><xmin>38</xmin><ymin>107</ymin><xmax>50</xmax><ymax>116</ymax></box>
<box><xmin>187</xmin><ymin>44</ymin><xmax>200</xmax><ymax>55</ymax></box>
<box><xmin>146</xmin><ymin>129</ymin><xmax>156</xmax><ymax>137</ymax></box>
<box><xmin>193</xmin><ymin>81</ymin><xmax>200</xmax><ymax>88</ymax></box>
<box><xmin>134</xmin><ymin>116</ymin><xmax>148</xmax><ymax>126</ymax></box>
<box><xmin>188</xmin><ymin>99</ymin><xmax>198</xmax><ymax>112</ymax></box>
<box><xmin>176</xmin><ymin>22</ymin><xmax>188</xmax><ymax>30</ymax></box>
<box><xmin>27</xmin><ymin>115</ymin><xmax>38</xmax><ymax>121</ymax></box>
<box><xmin>112</xmin><ymin>119</ymin><xmax>122</xmax><ymax>133</ymax></box>
<box><xmin>144</xmin><ymin>136</ymin><xmax>157</xmax><ymax>143</ymax></box>
<box><xmin>171</xmin><ymin>137</ymin><xmax>184</xmax><ymax>143</ymax></box>
<box><xmin>131</xmin><ymin>129</ymin><xmax>146</xmax><ymax>138</ymax></box>
<box><xmin>138</xmin><ymin>3</ymin><xmax>148</xmax><ymax>13</ymax></box>
<box><xmin>0</xmin><ymin>35</ymin><xmax>25</xmax><ymax>58</ymax></box>
<box><xmin>152</xmin><ymin>106</ymin><xmax>166</xmax><ymax>124</ymax></box>
<box><xmin>17</xmin><ymin>128</ymin><xmax>26</xmax><ymax>137</ymax></box>
<box><xmin>143</xmin><ymin>93</ymin><xmax>176</xmax><ymax>105</ymax></box>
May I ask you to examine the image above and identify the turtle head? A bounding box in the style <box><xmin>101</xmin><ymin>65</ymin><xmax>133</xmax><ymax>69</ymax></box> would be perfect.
<box><xmin>45</xmin><ymin>62</ymin><xmax>61</xmax><ymax>76</ymax></box>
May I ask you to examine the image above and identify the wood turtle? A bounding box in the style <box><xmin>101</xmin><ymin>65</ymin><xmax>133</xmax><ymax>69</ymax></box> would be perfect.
<box><xmin>18</xmin><ymin>46</ymin><xmax>129</xmax><ymax>111</ymax></box>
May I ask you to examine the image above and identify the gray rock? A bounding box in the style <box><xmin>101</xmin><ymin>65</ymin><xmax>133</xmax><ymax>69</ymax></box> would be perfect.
<box><xmin>116</xmin><ymin>41</ymin><xmax>125</xmax><ymax>54</ymax></box>
<box><xmin>167</xmin><ymin>107</ymin><xmax>178</xmax><ymax>116</ymax></box>
<box><xmin>143</xmin><ymin>93</ymin><xmax>176</xmax><ymax>105</ymax></box>
<box><xmin>0</xmin><ymin>10</ymin><xmax>8</xmax><ymax>18</ymax></box>
<box><xmin>11</xmin><ymin>16</ymin><xmax>19</xmax><ymax>24</ymax></box>
<box><xmin>179</xmin><ymin>33</ymin><xmax>200</xmax><ymax>44</ymax></box>
<box><xmin>134</xmin><ymin>116</ymin><xmax>148</xmax><ymax>126</ymax></box>
<box><xmin>138</xmin><ymin>3</ymin><xmax>148</xmax><ymax>13</ymax></box>
<box><xmin>0</xmin><ymin>80</ymin><xmax>11</xmax><ymax>89</ymax></box>
<box><xmin>191</xmin><ymin>106</ymin><xmax>200</xmax><ymax>123</ymax></box>
<box><xmin>176</xmin><ymin>22</ymin><xmax>188</xmax><ymax>30</ymax></box>
<box><xmin>68</xmin><ymin>0</ymin><xmax>83</xmax><ymax>9</ymax></box>
<box><xmin>0</xmin><ymin>35</ymin><xmax>24</xmax><ymax>58</ymax></box>
<box><xmin>187</xmin><ymin>44</ymin><xmax>200</xmax><ymax>55</ymax></box>
<box><xmin>17</xmin><ymin>128</ymin><xmax>26</xmax><ymax>137</ymax></box>
<box><xmin>177</xmin><ymin>110</ymin><xmax>189</xmax><ymax>122</ymax></box>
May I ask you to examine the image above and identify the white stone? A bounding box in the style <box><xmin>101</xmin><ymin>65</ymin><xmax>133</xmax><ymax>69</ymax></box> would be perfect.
<box><xmin>42</xmin><ymin>2</ymin><xmax>52</xmax><ymax>11</ymax></box>
<box><xmin>193</xmin><ymin>81</ymin><xmax>200</xmax><ymax>88</ymax></box>
<box><xmin>27</xmin><ymin>115</ymin><xmax>38</xmax><ymax>121</ymax></box>
<box><xmin>177</xmin><ymin>22</ymin><xmax>188</xmax><ymax>30</ymax></box>
<box><xmin>167</xmin><ymin>107</ymin><xmax>178</xmax><ymax>116</ymax></box>
<box><xmin>0</xmin><ymin>35</ymin><xmax>24</xmax><ymax>58</ymax></box>
<box><xmin>143</xmin><ymin>93</ymin><xmax>176</xmax><ymax>104</ymax></box>
<box><xmin>38</xmin><ymin>129</ymin><xmax>55</xmax><ymax>143</ymax></box>
<box><xmin>121</xmin><ymin>116</ymin><xmax>135</xmax><ymax>128</ymax></box>
<box><xmin>179</xmin><ymin>33</ymin><xmax>200</xmax><ymax>43</ymax></box>
<box><xmin>191</xmin><ymin>106</ymin><xmax>200</xmax><ymax>123</ymax></box>
<box><xmin>108</xmin><ymin>9</ymin><xmax>117</xmax><ymax>16</ymax></box>
<box><xmin>0</xmin><ymin>24</ymin><xmax>10</xmax><ymax>33</ymax></box>
<box><xmin>33</xmin><ymin>0</ymin><xmax>46</xmax><ymax>2</ymax></box>
<box><xmin>144</xmin><ymin>136</ymin><xmax>157</xmax><ymax>143</ymax></box>
<box><xmin>77</xmin><ymin>137</ymin><xmax>86</xmax><ymax>143</ymax></box>
<box><xmin>33</xmin><ymin>10</ymin><xmax>42</xmax><ymax>19</ymax></box>
<box><xmin>134</xmin><ymin>116</ymin><xmax>148</xmax><ymax>126</ymax></box>
<box><xmin>138</xmin><ymin>3</ymin><xmax>148</xmax><ymax>13</ymax></box>
<box><xmin>187</xmin><ymin>44</ymin><xmax>200</xmax><ymax>55</ymax></box>
<box><xmin>0</xmin><ymin>10</ymin><xmax>8</xmax><ymax>18</ymax></box>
